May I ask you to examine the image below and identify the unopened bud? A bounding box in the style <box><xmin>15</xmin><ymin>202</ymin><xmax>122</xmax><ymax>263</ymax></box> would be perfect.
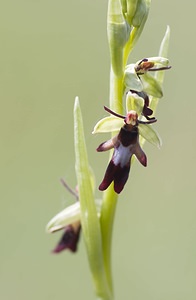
<box><xmin>108</xmin><ymin>0</ymin><xmax>131</xmax><ymax>76</ymax></box>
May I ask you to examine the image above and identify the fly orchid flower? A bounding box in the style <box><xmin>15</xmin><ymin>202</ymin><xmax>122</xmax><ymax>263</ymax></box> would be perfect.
<box><xmin>46</xmin><ymin>180</ymin><xmax>81</xmax><ymax>253</ymax></box>
<box><xmin>124</xmin><ymin>57</ymin><xmax>171</xmax><ymax>97</ymax></box>
<box><xmin>46</xmin><ymin>179</ymin><xmax>101</xmax><ymax>253</ymax></box>
<box><xmin>53</xmin><ymin>222</ymin><xmax>81</xmax><ymax>253</ymax></box>
<box><xmin>93</xmin><ymin>91</ymin><xmax>162</xmax><ymax>193</ymax></box>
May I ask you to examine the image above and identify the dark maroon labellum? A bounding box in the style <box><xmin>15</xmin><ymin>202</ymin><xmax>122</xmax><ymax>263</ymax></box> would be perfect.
<box><xmin>97</xmin><ymin>107</ymin><xmax>149</xmax><ymax>194</ymax></box>
<box><xmin>53</xmin><ymin>224</ymin><xmax>81</xmax><ymax>253</ymax></box>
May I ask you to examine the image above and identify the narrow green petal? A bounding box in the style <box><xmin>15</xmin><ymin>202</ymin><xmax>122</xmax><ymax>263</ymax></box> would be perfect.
<box><xmin>139</xmin><ymin>123</ymin><xmax>162</xmax><ymax>148</ymax></box>
<box><xmin>74</xmin><ymin>97</ymin><xmax>112</xmax><ymax>299</ymax></box>
<box><xmin>92</xmin><ymin>116</ymin><xmax>123</xmax><ymax>134</ymax></box>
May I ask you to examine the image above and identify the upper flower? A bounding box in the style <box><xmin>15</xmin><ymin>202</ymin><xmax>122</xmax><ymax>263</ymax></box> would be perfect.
<box><xmin>124</xmin><ymin>57</ymin><xmax>171</xmax><ymax>97</ymax></box>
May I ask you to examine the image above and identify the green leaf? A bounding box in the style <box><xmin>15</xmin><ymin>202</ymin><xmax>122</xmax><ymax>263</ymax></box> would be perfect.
<box><xmin>92</xmin><ymin>116</ymin><xmax>123</xmax><ymax>134</ymax></box>
<box><xmin>74</xmin><ymin>97</ymin><xmax>112</xmax><ymax>300</ymax></box>
<box><xmin>139</xmin><ymin>123</ymin><xmax>162</xmax><ymax>148</ymax></box>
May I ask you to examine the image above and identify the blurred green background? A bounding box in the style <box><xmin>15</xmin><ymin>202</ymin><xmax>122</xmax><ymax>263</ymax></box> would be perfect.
<box><xmin>0</xmin><ymin>1</ymin><xmax>195</xmax><ymax>299</ymax></box>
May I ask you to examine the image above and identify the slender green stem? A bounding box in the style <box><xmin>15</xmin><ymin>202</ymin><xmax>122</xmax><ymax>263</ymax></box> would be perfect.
<box><xmin>100</xmin><ymin>68</ymin><xmax>124</xmax><ymax>297</ymax></box>
<box><xmin>109</xmin><ymin>68</ymin><xmax>124</xmax><ymax>114</ymax></box>
<box><xmin>100</xmin><ymin>186</ymin><xmax>118</xmax><ymax>295</ymax></box>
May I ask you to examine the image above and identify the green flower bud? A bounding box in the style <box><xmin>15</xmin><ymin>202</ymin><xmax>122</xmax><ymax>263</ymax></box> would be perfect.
<box><xmin>131</xmin><ymin>0</ymin><xmax>147</xmax><ymax>27</ymax></box>
<box><xmin>120</xmin><ymin>0</ymin><xmax>128</xmax><ymax>15</ymax></box>
<box><xmin>108</xmin><ymin>0</ymin><xmax>131</xmax><ymax>76</ymax></box>
<box><xmin>126</xmin><ymin>0</ymin><xmax>139</xmax><ymax>25</ymax></box>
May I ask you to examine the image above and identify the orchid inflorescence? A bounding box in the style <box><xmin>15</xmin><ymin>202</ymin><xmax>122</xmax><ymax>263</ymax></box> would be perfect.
<box><xmin>46</xmin><ymin>1</ymin><xmax>171</xmax><ymax>299</ymax></box>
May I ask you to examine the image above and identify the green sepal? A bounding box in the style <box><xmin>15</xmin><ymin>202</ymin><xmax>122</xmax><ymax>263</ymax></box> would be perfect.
<box><xmin>139</xmin><ymin>123</ymin><xmax>162</xmax><ymax>148</ymax></box>
<box><xmin>126</xmin><ymin>91</ymin><xmax>144</xmax><ymax>115</ymax></box>
<box><xmin>124</xmin><ymin>63</ymin><xmax>143</xmax><ymax>91</ymax></box>
<box><xmin>92</xmin><ymin>116</ymin><xmax>123</xmax><ymax>134</ymax></box>
<box><xmin>141</xmin><ymin>72</ymin><xmax>163</xmax><ymax>97</ymax></box>
<box><xmin>46</xmin><ymin>197</ymin><xmax>103</xmax><ymax>234</ymax></box>
<box><xmin>46</xmin><ymin>202</ymin><xmax>81</xmax><ymax>233</ymax></box>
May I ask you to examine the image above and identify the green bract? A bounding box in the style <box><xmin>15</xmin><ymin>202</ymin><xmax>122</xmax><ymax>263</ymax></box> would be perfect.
<box><xmin>74</xmin><ymin>97</ymin><xmax>113</xmax><ymax>300</ymax></box>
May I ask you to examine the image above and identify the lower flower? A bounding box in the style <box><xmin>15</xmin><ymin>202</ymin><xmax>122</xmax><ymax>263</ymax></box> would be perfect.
<box><xmin>53</xmin><ymin>221</ymin><xmax>81</xmax><ymax>253</ymax></box>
